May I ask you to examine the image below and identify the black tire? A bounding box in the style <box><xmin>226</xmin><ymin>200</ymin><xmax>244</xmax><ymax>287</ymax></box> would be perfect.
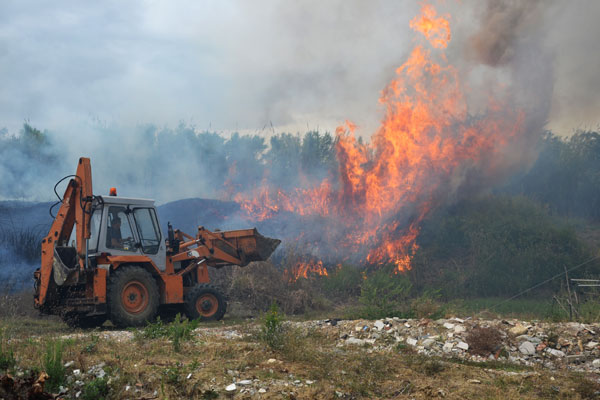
<box><xmin>184</xmin><ymin>284</ymin><xmax>227</xmax><ymax>321</ymax></box>
<box><xmin>108</xmin><ymin>265</ymin><xmax>159</xmax><ymax>327</ymax></box>
<box><xmin>63</xmin><ymin>313</ymin><xmax>106</xmax><ymax>329</ymax></box>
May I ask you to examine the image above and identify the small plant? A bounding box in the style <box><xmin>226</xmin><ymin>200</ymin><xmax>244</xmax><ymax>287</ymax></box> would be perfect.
<box><xmin>163</xmin><ymin>365</ymin><xmax>181</xmax><ymax>385</ymax></box>
<box><xmin>261</xmin><ymin>303</ymin><xmax>285</xmax><ymax>350</ymax></box>
<box><xmin>43</xmin><ymin>340</ymin><xmax>66</xmax><ymax>392</ymax></box>
<box><xmin>170</xmin><ymin>313</ymin><xmax>198</xmax><ymax>352</ymax></box>
<box><xmin>83</xmin><ymin>334</ymin><xmax>100</xmax><ymax>354</ymax></box>
<box><xmin>81</xmin><ymin>377</ymin><xmax>110</xmax><ymax>400</ymax></box>
<box><xmin>135</xmin><ymin>314</ymin><xmax>198</xmax><ymax>352</ymax></box>
<box><xmin>137</xmin><ymin>317</ymin><xmax>170</xmax><ymax>339</ymax></box>
<box><xmin>0</xmin><ymin>329</ymin><xmax>15</xmax><ymax>372</ymax></box>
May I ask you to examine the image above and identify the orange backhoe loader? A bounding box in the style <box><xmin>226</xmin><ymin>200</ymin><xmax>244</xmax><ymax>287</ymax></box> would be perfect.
<box><xmin>33</xmin><ymin>157</ymin><xmax>280</xmax><ymax>328</ymax></box>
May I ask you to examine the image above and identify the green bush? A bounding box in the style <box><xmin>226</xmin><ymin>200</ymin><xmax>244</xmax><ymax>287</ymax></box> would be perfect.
<box><xmin>43</xmin><ymin>340</ymin><xmax>66</xmax><ymax>392</ymax></box>
<box><xmin>318</xmin><ymin>264</ymin><xmax>363</xmax><ymax>300</ymax></box>
<box><xmin>359</xmin><ymin>265</ymin><xmax>412</xmax><ymax>319</ymax></box>
<box><xmin>260</xmin><ymin>303</ymin><xmax>285</xmax><ymax>350</ymax></box>
<box><xmin>136</xmin><ymin>314</ymin><xmax>198</xmax><ymax>352</ymax></box>
<box><xmin>412</xmin><ymin>195</ymin><xmax>598</xmax><ymax>298</ymax></box>
<box><xmin>82</xmin><ymin>377</ymin><xmax>109</xmax><ymax>400</ymax></box>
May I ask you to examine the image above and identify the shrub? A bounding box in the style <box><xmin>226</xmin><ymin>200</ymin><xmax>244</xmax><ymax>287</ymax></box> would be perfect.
<box><xmin>412</xmin><ymin>195</ymin><xmax>598</xmax><ymax>298</ymax></box>
<box><xmin>466</xmin><ymin>326</ymin><xmax>503</xmax><ymax>356</ymax></box>
<box><xmin>318</xmin><ymin>264</ymin><xmax>362</xmax><ymax>300</ymax></box>
<box><xmin>411</xmin><ymin>290</ymin><xmax>444</xmax><ymax>319</ymax></box>
<box><xmin>260</xmin><ymin>303</ymin><xmax>285</xmax><ymax>350</ymax></box>
<box><xmin>359</xmin><ymin>265</ymin><xmax>412</xmax><ymax>319</ymax></box>
<box><xmin>82</xmin><ymin>377</ymin><xmax>109</xmax><ymax>400</ymax></box>
<box><xmin>170</xmin><ymin>314</ymin><xmax>198</xmax><ymax>352</ymax></box>
<box><xmin>136</xmin><ymin>314</ymin><xmax>198</xmax><ymax>352</ymax></box>
<box><xmin>43</xmin><ymin>340</ymin><xmax>66</xmax><ymax>392</ymax></box>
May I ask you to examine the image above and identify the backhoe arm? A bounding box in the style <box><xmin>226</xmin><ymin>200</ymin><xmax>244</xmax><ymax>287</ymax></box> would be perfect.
<box><xmin>34</xmin><ymin>157</ymin><xmax>93</xmax><ymax>308</ymax></box>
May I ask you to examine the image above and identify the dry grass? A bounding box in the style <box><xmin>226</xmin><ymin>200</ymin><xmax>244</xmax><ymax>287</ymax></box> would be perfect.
<box><xmin>0</xmin><ymin>316</ymin><xmax>597</xmax><ymax>399</ymax></box>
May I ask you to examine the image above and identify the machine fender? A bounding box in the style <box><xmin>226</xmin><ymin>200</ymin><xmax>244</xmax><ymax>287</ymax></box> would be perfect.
<box><xmin>107</xmin><ymin>255</ymin><xmax>162</xmax><ymax>275</ymax></box>
<box><xmin>107</xmin><ymin>255</ymin><xmax>183</xmax><ymax>304</ymax></box>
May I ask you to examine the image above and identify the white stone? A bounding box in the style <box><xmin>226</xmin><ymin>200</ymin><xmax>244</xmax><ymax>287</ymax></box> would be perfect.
<box><xmin>374</xmin><ymin>320</ymin><xmax>385</xmax><ymax>331</ymax></box>
<box><xmin>64</xmin><ymin>361</ymin><xmax>75</xmax><ymax>368</ymax></box>
<box><xmin>306</xmin><ymin>380</ymin><xmax>314</xmax><ymax>385</ymax></box>
<box><xmin>239</xmin><ymin>379</ymin><xmax>252</xmax><ymax>385</ymax></box>
<box><xmin>422</xmin><ymin>338</ymin><xmax>436</xmax><ymax>349</ymax></box>
<box><xmin>592</xmin><ymin>359</ymin><xmax>600</xmax><ymax>368</ymax></box>
<box><xmin>267</xmin><ymin>359</ymin><xmax>277</xmax><ymax>364</ymax></box>
<box><xmin>454</xmin><ymin>325</ymin><xmax>466</xmax><ymax>334</ymax></box>
<box><xmin>586</xmin><ymin>341</ymin><xmax>599</xmax><ymax>349</ymax></box>
<box><xmin>546</xmin><ymin>348</ymin><xmax>565</xmax><ymax>357</ymax></box>
<box><xmin>443</xmin><ymin>342</ymin><xmax>454</xmax><ymax>353</ymax></box>
<box><xmin>406</xmin><ymin>338</ymin><xmax>418</xmax><ymax>346</ymax></box>
<box><xmin>443</xmin><ymin>322</ymin><xmax>455</xmax><ymax>330</ymax></box>
<box><xmin>226</xmin><ymin>384</ymin><xmax>237</xmax><ymax>392</ymax></box>
<box><xmin>346</xmin><ymin>337</ymin><xmax>365</xmax><ymax>346</ymax></box>
<box><xmin>456</xmin><ymin>341</ymin><xmax>469</xmax><ymax>351</ymax></box>
<box><xmin>519</xmin><ymin>341</ymin><xmax>536</xmax><ymax>356</ymax></box>
<box><xmin>73</xmin><ymin>369</ymin><xmax>81</xmax><ymax>376</ymax></box>
<box><xmin>259</xmin><ymin>388</ymin><xmax>267</xmax><ymax>393</ymax></box>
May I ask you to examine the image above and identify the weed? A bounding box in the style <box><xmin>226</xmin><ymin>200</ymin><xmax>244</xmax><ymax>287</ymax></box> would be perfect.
<box><xmin>260</xmin><ymin>303</ymin><xmax>285</xmax><ymax>350</ymax></box>
<box><xmin>81</xmin><ymin>377</ymin><xmax>110</xmax><ymax>400</ymax></box>
<box><xmin>83</xmin><ymin>334</ymin><xmax>99</xmax><ymax>354</ymax></box>
<box><xmin>202</xmin><ymin>389</ymin><xmax>219</xmax><ymax>399</ymax></box>
<box><xmin>163</xmin><ymin>365</ymin><xmax>181</xmax><ymax>385</ymax></box>
<box><xmin>0</xmin><ymin>329</ymin><xmax>15</xmax><ymax>372</ymax></box>
<box><xmin>170</xmin><ymin>314</ymin><xmax>198</xmax><ymax>352</ymax></box>
<box><xmin>136</xmin><ymin>314</ymin><xmax>198</xmax><ymax>352</ymax></box>
<box><xmin>43</xmin><ymin>340</ymin><xmax>66</xmax><ymax>392</ymax></box>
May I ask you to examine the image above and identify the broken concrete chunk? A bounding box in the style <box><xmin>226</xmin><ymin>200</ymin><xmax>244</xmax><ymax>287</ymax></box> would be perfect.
<box><xmin>519</xmin><ymin>341</ymin><xmax>536</xmax><ymax>356</ymax></box>
<box><xmin>226</xmin><ymin>383</ymin><xmax>237</xmax><ymax>392</ymax></box>
<box><xmin>456</xmin><ymin>341</ymin><xmax>469</xmax><ymax>351</ymax></box>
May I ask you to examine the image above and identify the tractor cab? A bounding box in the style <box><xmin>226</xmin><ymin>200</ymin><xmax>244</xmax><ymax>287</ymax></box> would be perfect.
<box><xmin>90</xmin><ymin>196</ymin><xmax>167</xmax><ymax>271</ymax></box>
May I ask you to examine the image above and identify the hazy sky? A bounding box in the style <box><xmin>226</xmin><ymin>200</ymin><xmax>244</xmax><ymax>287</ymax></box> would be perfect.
<box><xmin>0</xmin><ymin>0</ymin><xmax>598</xmax><ymax>137</ymax></box>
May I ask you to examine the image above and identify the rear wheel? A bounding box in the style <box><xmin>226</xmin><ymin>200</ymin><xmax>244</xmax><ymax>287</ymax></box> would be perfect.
<box><xmin>108</xmin><ymin>265</ymin><xmax>159</xmax><ymax>327</ymax></box>
<box><xmin>184</xmin><ymin>284</ymin><xmax>227</xmax><ymax>321</ymax></box>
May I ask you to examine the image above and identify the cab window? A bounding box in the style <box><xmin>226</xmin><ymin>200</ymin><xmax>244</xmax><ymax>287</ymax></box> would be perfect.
<box><xmin>88</xmin><ymin>208</ymin><xmax>102</xmax><ymax>252</ymax></box>
<box><xmin>106</xmin><ymin>206</ymin><xmax>136</xmax><ymax>252</ymax></box>
<box><xmin>133</xmin><ymin>208</ymin><xmax>161</xmax><ymax>254</ymax></box>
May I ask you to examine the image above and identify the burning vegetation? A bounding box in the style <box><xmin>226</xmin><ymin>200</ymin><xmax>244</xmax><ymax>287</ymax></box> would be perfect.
<box><xmin>235</xmin><ymin>3</ymin><xmax>535</xmax><ymax>278</ymax></box>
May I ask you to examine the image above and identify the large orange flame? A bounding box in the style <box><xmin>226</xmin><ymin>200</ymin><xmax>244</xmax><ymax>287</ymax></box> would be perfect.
<box><xmin>234</xmin><ymin>3</ymin><xmax>526</xmax><ymax>277</ymax></box>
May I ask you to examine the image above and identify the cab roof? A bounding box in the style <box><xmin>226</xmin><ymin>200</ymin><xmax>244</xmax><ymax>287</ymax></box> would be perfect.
<box><xmin>96</xmin><ymin>195</ymin><xmax>155</xmax><ymax>207</ymax></box>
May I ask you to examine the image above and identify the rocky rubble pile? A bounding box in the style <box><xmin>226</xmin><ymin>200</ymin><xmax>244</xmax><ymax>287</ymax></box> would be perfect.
<box><xmin>308</xmin><ymin>317</ymin><xmax>600</xmax><ymax>372</ymax></box>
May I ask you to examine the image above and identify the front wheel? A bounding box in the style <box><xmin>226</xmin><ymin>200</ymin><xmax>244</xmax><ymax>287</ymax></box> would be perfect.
<box><xmin>184</xmin><ymin>284</ymin><xmax>227</xmax><ymax>321</ymax></box>
<box><xmin>108</xmin><ymin>265</ymin><xmax>159</xmax><ymax>327</ymax></box>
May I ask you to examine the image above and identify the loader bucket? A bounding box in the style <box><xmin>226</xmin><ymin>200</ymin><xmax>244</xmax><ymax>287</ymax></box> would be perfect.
<box><xmin>212</xmin><ymin>228</ymin><xmax>281</xmax><ymax>266</ymax></box>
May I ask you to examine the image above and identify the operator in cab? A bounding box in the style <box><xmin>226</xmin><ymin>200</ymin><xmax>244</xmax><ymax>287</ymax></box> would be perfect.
<box><xmin>108</xmin><ymin>216</ymin><xmax>123</xmax><ymax>249</ymax></box>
